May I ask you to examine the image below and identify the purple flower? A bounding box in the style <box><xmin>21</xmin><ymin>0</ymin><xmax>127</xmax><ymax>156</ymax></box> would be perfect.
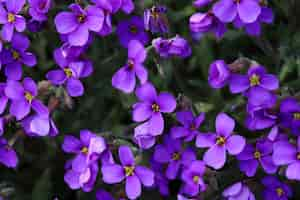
<box><xmin>233</xmin><ymin>5</ymin><xmax>274</xmax><ymax>36</ymax></box>
<box><xmin>237</xmin><ymin>139</ymin><xmax>277</xmax><ymax>177</ymax></box>
<box><xmin>152</xmin><ymin>35</ymin><xmax>192</xmax><ymax>58</ymax></box>
<box><xmin>213</xmin><ymin>0</ymin><xmax>261</xmax><ymax>24</ymax></box>
<box><xmin>112</xmin><ymin>40</ymin><xmax>148</xmax><ymax>93</ymax></box>
<box><xmin>5</xmin><ymin>77</ymin><xmax>49</xmax><ymax>120</ymax></box>
<box><xmin>150</xmin><ymin>159</ymin><xmax>170</xmax><ymax>196</ymax></box>
<box><xmin>222</xmin><ymin>182</ymin><xmax>255</xmax><ymax>200</ymax></box>
<box><xmin>272</xmin><ymin>137</ymin><xmax>300</xmax><ymax>180</ymax></box>
<box><xmin>133</xmin><ymin>82</ymin><xmax>176</xmax><ymax>144</ymax></box>
<box><xmin>144</xmin><ymin>5</ymin><xmax>169</xmax><ymax>33</ymax></box>
<box><xmin>181</xmin><ymin>160</ymin><xmax>206</xmax><ymax>196</ymax></box>
<box><xmin>0</xmin><ymin>83</ymin><xmax>8</xmax><ymax>116</ymax></box>
<box><xmin>196</xmin><ymin>113</ymin><xmax>245</xmax><ymax>169</ymax></box>
<box><xmin>27</xmin><ymin>19</ymin><xmax>46</xmax><ymax>32</ymax></box>
<box><xmin>55</xmin><ymin>3</ymin><xmax>104</xmax><ymax>46</ymax></box>
<box><xmin>170</xmin><ymin>110</ymin><xmax>205</xmax><ymax>142</ymax></box>
<box><xmin>0</xmin><ymin>137</ymin><xmax>18</xmax><ymax>168</ymax></box>
<box><xmin>46</xmin><ymin>60</ymin><xmax>93</xmax><ymax>97</ymax></box>
<box><xmin>153</xmin><ymin>137</ymin><xmax>196</xmax><ymax>180</ymax></box>
<box><xmin>64</xmin><ymin>160</ymin><xmax>99</xmax><ymax>192</ymax></box>
<box><xmin>0</xmin><ymin>0</ymin><xmax>26</xmax><ymax>41</ymax></box>
<box><xmin>229</xmin><ymin>66</ymin><xmax>279</xmax><ymax>105</ymax></box>
<box><xmin>245</xmin><ymin>103</ymin><xmax>277</xmax><ymax>131</ymax></box>
<box><xmin>96</xmin><ymin>189</ymin><xmax>114</xmax><ymax>200</ymax></box>
<box><xmin>116</xmin><ymin>16</ymin><xmax>149</xmax><ymax>48</ymax></box>
<box><xmin>21</xmin><ymin>114</ymin><xmax>58</xmax><ymax>137</ymax></box>
<box><xmin>62</xmin><ymin>130</ymin><xmax>106</xmax><ymax>172</ymax></box>
<box><xmin>193</xmin><ymin>0</ymin><xmax>212</xmax><ymax>8</ymax></box>
<box><xmin>208</xmin><ymin>60</ymin><xmax>230</xmax><ymax>89</ymax></box>
<box><xmin>279</xmin><ymin>98</ymin><xmax>300</xmax><ymax>135</ymax></box>
<box><xmin>189</xmin><ymin>12</ymin><xmax>227</xmax><ymax>39</ymax></box>
<box><xmin>1</xmin><ymin>33</ymin><xmax>37</xmax><ymax>80</ymax></box>
<box><xmin>28</xmin><ymin>0</ymin><xmax>51</xmax><ymax>22</ymax></box>
<box><xmin>101</xmin><ymin>145</ymin><xmax>154</xmax><ymax>200</ymax></box>
<box><xmin>261</xmin><ymin>176</ymin><xmax>292</xmax><ymax>200</ymax></box>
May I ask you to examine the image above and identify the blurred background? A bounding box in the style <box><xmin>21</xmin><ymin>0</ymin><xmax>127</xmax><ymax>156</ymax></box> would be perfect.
<box><xmin>1</xmin><ymin>0</ymin><xmax>300</xmax><ymax>199</ymax></box>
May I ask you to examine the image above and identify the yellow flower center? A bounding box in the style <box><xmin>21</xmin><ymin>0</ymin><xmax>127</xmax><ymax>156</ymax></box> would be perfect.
<box><xmin>124</xmin><ymin>166</ymin><xmax>135</xmax><ymax>176</ymax></box>
<box><xmin>276</xmin><ymin>188</ymin><xmax>284</xmax><ymax>197</ymax></box>
<box><xmin>294</xmin><ymin>112</ymin><xmax>300</xmax><ymax>120</ymax></box>
<box><xmin>64</xmin><ymin>68</ymin><xmax>73</xmax><ymax>78</ymax></box>
<box><xmin>77</xmin><ymin>14</ymin><xmax>86</xmax><ymax>23</ymax></box>
<box><xmin>130</xmin><ymin>25</ymin><xmax>137</xmax><ymax>34</ymax></box>
<box><xmin>216</xmin><ymin>136</ymin><xmax>226</xmax><ymax>146</ymax></box>
<box><xmin>81</xmin><ymin>147</ymin><xmax>88</xmax><ymax>154</ymax></box>
<box><xmin>152</xmin><ymin>103</ymin><xmax>160</xmax><ymax>112</ymax></box>
<box><xmin>254</xmin><ymin>151</ymin><xmax>261</xmax><ymax>159</ymax></box>
<box><xmin>12</xmin><ymin>50</ymin><xmax>20</xmax><ymax>60</ymax></box>
<box><xmin>127</xmin><ymin>59</ymin><xmax>134</xmax><ymax>69</ymax></box>
<box><xmin>193</xmin><ymin>175</ymin><xmax>199</xmax><ymax>184</ymax></box>
<box><xmin>8</xmin><ymin>13</ymin><xmax>15</xmax><ymax>23</ymax></box>
<box><xmin>250</xmin><ymin>74</ymin><xmax>260</xmax><ymax>86</ymax></box>
<box><xmin>172</xmin><ymin>152</ymin><xmax>181</xmax><ymax>161</ymax></box>
<box><xmin>25</xmin><ymin>92</ymin><xmax>34</xmax><ymax>103</ymax></box>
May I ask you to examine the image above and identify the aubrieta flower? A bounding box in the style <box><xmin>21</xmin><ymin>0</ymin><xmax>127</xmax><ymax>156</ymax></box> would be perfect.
<box><xmin>237</xmin><ymin>139</ymin><xmax>277</xmax><ymax>177</ymax></box>
<box><xmin>153</xmin><ymin>137</ymin><xmax>196</xmax><ymax>180</ymax></box>
<box><xmin>112</xmin><ymin>40</ymin><xmax>148</xmax><ymax>93</ymax></box>
<box><xmin>229</xmin><ymin>66</ymin><xmax>279</xmax><ymax>105</ymax></box>
<box><xmin>21</xmin><ymin>114</ymin><xmax>58</xmax><ymax>137</ymax></box>
<box><xmin>189</xmin><ymin>12</ymin><xmax>227</xmax><ymax>39</ymax></box>
<box><xmin>101</xmin><ymin>145</ymin><xmax>154</xmax><ymax>200</ymax></box>
<box><xmin>62</xmin><ymin>130</ymin><xmax>106</xmax><ymax>172</ymax></box>
<box><xmin>208</xmin><ymin>60</ymin><xmax>230</xmax><ymax>89</ymax></box>
<box><xmin>279</xmin><ymin>98</ymin><xmax>300</xmax><ymax>135</ymax></box>
<box><xmin>152</xmin><ymin>35</ymin><xmax>192</xmax><ymax>58</ymax></box>
<box><xmin>133</xmin><ymin>82</ymin><xmax>176</xmax><ymax>143</ymax></box>
<box><xmin>272</xmin><ymin>137</ymin><xmax>300</xmax><ymax>180</ymax></box>
<box><xmin>28</xmin><ymin>0</ymin><xmax>52</xmax><ymax>22</ymax></box>
<box><xmin>193</xmin><ymin>0</ymin><xmax>212</xmax><ymax>8</ymax></box>
<box><xmin>181</xmin><ymin>160</ymin><xmax>206</xmax><ymax>196</ymax></box>
<box><xmin>170</xmin><ymin>110</ymin><xmax>205</xmax><ymax>142</ymax></box>
<box><xmin>1</xmin><ymin>33</ymin><xmax>37</xmax><ymax>80</ymax></box>
<box><xmin>46</xmin><ymin>60</ymin><xmax>93</xmax><ymax>97</ymax></box>
<box><xmin>0</xmin><ymin>0</ymin><xmax>26</xmax><ymax>41</ymax></box>
<box><xmin>0</xmin><ymin>83</ymin><xmax>8</xmax><ymax>116</ymax></box>
<box><xmin>5</xmin><ymin>77</ymin><xmax>49</xmax><ymax>120</ymax></box>
<box><xmin>213</xmin><ymin>0</ymin><xmax>261</xmax><ymax>24</ymax></box>
<box><xmin>116</xmin><ymin>16</ymin><xmax>149</xmax><ymax>48</ymax></box>
<box><xmin>0</xmin><ymin>137</ymin><xmax>18</xmax><ymax>168</ymax></box>
<box><xmin>64</xmin><ymin>160</ymin><xmax>99</xmax><ymax>192</ymax></box>
<box><xmin>261</xmin><ymin>176</ymin><xmax>292</xmax><ymax>200</ymax></box>
<box><xmin>150</xmin><ymin>159</ymin><xmax>170</xmax><ymax>196</ymax></box>
<box><xmin>196</xmin><ymin>113</ymin><xmax>245</xmax><ymax>169</ymax></box>
<box><xmin>222</xmin><ymin>182</ymin><xmax>255</xmax><ymax>200</ymax></box>
<box><xmin>144</xmin><ymin>5</ymin><xmax>169</xmax><ymax>33</ymax></box>
<box><xmin>55</xmin><ymin>3</ymin><xmax>104</xmax><ymax>46</ymax></box>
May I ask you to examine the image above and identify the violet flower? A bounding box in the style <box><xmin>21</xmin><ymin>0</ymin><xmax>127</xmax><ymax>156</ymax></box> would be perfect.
<box><xmin>0</xmin><ymin>0</ymin><xmax>26</xmax><ymax>41</ymax></box>
<box><xmin>208</xmin><ymin>60</ymin><xmax>230</xmax><ymax>89</ymax></box>
<box><xmin>0</xmin><ymin>83</ymin><xmax>8</xmax><ymax>115</ymax></box>
<box><xmin>261</xmin><ymin>176</ymin><xmax>292</xmax><ymax>200</ymax></box>
<box><xmin>112</xmin><ymin>40</ymin><xmax>148</xmax><ymax>93</ymax></box>
<box><xmin>153</xmin><ymin>137</ymin><xmax>196</xmax><ymax>180</ymax></box>
<box><xmin>116</xmin><ymin>16</ymin><xmax>149</xmax><ymax>48</ymax></box>
<box><xmin>133</xmin><ymin>82</ymin><xmax>176</xmax><ymax>141</ymax></box>
<box><xmin>55</xmin><ymin>3</ymin><xmax>104</xmax><ymax>46</ymax></box>
<box><xmin>279</xmin><ymin>97</ymin><xmax>300</xmax><ymax>135</ymax></box>
<box><xmin>181</xmin><ymin>160</ymin><xmax>206</xmax><ymax>196</ymax></box>
<box><xmin>5</xmin><ymin>77</ymin><xmax>49</xmax><ymax>120</ymax></box>
<box><xmin>170</xmin><ymin>110</ymin><xmax>205</xmax><ymax>142</ymax></box>
<box><xmin>196</xmin><ymin>113</ymin><xmax>245</xmax><ymax>169</ymax></box>
<box><xmin>272</xmin><ymin>137</ymin><xmax>300</xmax><ymax>180</ymax></box>
<box><xmin>213</xmin><ymin>0</ymin><xmax>261</xmax><ymax>24</ymax></box>
<box><xmin>193</xmin><ymin>0</ymin><xmax>212</xmax><ymax>8</ymax></box>
<box><xmin>28</xmin><ymin>0</ymin><xmax>51</xmax><ymax>22</ymax></box>
<box><xmin>1</xmin><ymin>33</ymin><xmax>37</xmax><ymax>80</ymax></box>
<box><xmin>222</xmin><ymin>182</ymin><xmax>255</xmax><ymax>200</ymax></box>
<box><xmin>237</xmin><ymin>139</ymin><xmax>277</xmax><ymax>177</ymax></box>
<box><xmin>144</xmin><ymin>5</ymin><xmax>169</xmax><ymax>33</ymax></box>
<box><xmin>101</xmin><ymin>145</ymin><xmax>154</xmax><ymax>200</ymax></box>
<box><xmin>0</xmin><ymin>137</ymin><xmax>18</xmax><ymax>168</ymax></box>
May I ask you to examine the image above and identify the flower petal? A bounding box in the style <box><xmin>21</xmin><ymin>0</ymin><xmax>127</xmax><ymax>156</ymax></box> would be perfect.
<box><xmin>216</xmin><ymin>113</ymin><xmax>235</xmax><ymax>137</ymax></box>
<box><xmin>126</xmin><ymin>175</ymin><xmax>141</xmax><ymax>199</ymax></box>
<box><xmin>226</xmin><ymin>135</ymin><xmax>245</xmax><ymax>155</ymax></box>
<box><xmin>203</xmin><ymin>145</ymin><xmax>226</xmax><ymax>169</ymax></box>
<box><xmin>101</xmin><ymin>164</ymin><xmax>125</xmax><ymax>184</ymax></box>
<box><xmin>135</xmin><ymin>166</ymin><xmax>154</xmax><ymax>186</ymax></box>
